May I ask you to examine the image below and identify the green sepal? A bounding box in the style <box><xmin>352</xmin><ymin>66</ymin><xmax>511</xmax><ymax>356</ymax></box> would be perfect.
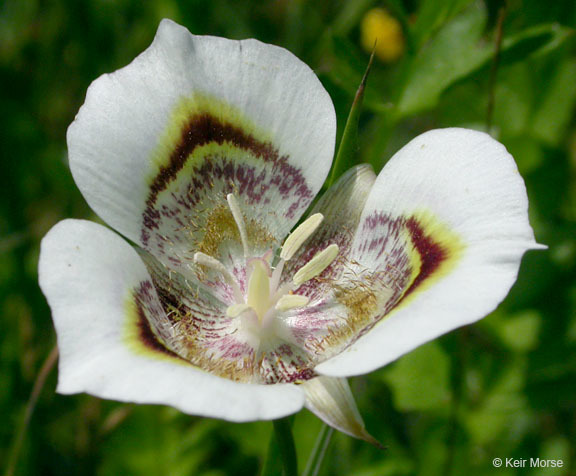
<box><xmin>326</xmin><ymin>49</ymin><xmax>375</xmax><ymax>188</ymax></box>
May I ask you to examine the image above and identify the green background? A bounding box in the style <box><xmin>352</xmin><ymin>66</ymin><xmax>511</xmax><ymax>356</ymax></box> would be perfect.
<box><xmin>1</xmin><ymin>0</ymin><xmax>575</xmax><ymax>475</ymax></box>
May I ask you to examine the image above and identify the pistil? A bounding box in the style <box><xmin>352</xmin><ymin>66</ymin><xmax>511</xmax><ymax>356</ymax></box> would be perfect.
<box><xmin>246</xmin><ymin>259</ymin><xmax>270</xmax><ymax>322</ymax></box>
<box><xmin>214</xmin><ymin>194</ymin><xmax>340</xmax><ymax>333</ymax></box>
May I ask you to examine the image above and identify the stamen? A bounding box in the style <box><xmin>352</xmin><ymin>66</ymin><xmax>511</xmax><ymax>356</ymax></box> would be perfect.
<box><xmin>275</xmin><ymin>294</ymin><xmax>310</xmax><ymax>311</ymax></box>
<box><xmin>280</xmin><ymin>213</ymin><xmax>324</xmax><ymax>261</ymax></box>
<box><xmin>226</xmin><ymin>193</ymin><xmax>249</xmax><ymax>258</ymax></box>
<box><xmin>293</xmin><ymin>244</ymin><xmax>339</xmax><ymax>287</ymax></box>
<box><xmin>226</xmin><ymin>303</ymin><xmax>252</xmax><ymax>318</ymax></box>
<box><xmin>193</xmin><ymin>252</ymin><xmax>242</xmax><ymax>301</ymax></box>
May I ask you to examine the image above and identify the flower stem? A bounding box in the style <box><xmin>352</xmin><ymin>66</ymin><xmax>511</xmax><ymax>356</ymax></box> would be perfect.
<box><xmin>4</xmin><ymin>346</ymin><xmax>58</xmax><ymax>476</ymax></box>
<box><xmin>272</xmin><ymin>417</ymin><xmax>298</xmax><ymax>476</ymax></box>
<box><xmin>444</xmin><ymin>329</ymin><xmax>469</xmax><ymax>475</ymax></box>
<box><xmin>302</xmin><ymin>424</ymin><xmax>334</xmax><ymax>476</ymax></box>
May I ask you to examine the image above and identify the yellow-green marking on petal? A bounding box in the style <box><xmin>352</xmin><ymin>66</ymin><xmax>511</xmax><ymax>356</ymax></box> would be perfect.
<box><xmin>124</xmin><ymin>282</ymin><xmax>192</xmax><ymax>366</ymax></box>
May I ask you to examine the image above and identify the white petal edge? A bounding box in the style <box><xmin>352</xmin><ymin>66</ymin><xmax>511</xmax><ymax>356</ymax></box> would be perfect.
<box><xmin>39</xmin><ymin>219</ymin><xmax>304</xmax><ymax>421</ymax></box>
<box><xmin>316</xmin><ymin>128</ymin><xmax>545</xmax><ymax>377</ymax></box>
<box><xmin>67</xmin><ymin>19</ymin><xmax>336</xmax><ymax>246</ymax></box>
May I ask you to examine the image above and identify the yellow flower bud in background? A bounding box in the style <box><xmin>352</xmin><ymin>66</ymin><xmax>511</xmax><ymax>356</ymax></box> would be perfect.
<box><xmin>360</xmin><ymin>8</ymin><xmax>405</xmax><ymax>63</ymax></box>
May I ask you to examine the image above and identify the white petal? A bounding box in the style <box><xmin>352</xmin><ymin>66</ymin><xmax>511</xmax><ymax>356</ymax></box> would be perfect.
<box><xmin>316</xmin><ymin>128</ymin><xmax>544</xmax><ymax>377</ymax></box>
<box><xmin>301</xmin><ymin>376</ymin><xmax>380</xmax><ymax>445</ymax></box>
<box><xmin>67</xmin><ymin>19</ymin><xmax>336</xmax><ymax>271</ymax></box>
<box><xmin>39</xmin><ymin>219</ymin><xmax>304</xmax><ymax>421</ymax></box>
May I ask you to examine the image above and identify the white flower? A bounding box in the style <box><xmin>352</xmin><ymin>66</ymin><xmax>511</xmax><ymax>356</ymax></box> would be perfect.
<box><xmin>38</xmin><ymin>20</ymin><xmax>543</xmax><ymax>442</ymax></box>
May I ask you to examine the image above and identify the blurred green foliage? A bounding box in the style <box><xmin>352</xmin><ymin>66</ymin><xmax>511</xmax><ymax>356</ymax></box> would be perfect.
<box><xmin>1</xmin><ymin>0</ymin><xmax>575</xmax><ymax>475</ymax></box>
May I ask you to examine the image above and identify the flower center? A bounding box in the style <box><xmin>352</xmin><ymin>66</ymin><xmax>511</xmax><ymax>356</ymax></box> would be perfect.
<box><xmin>193</xmin><ymin>193</ymin><xmax>339</xmax><ymax>334</ymax></box>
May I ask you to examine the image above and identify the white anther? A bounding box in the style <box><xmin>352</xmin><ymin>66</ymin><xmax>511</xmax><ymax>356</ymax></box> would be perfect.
<box><xmin>227</xmin><ymin>193</ymin><xmax>249</xmax><ymax>258</ymax></box>
<box><xmin>275</xmin><ymin>294</ymin><xmax>310</xmax><ymax>311</ymax></box>
<box><xmin>280</xmin><ymin>213</ymin><xmax>324</xmax><ymax>261</ymax></box>
<box><xmin>193</xmin><ymin>251</ymin><xmax>242</xmax><ymax>301</ymax></box>
<box><xmin>293</xmin><ymin>244</ymin><xmax>339</xmax><ymax>287</ymax></box>
<box><xmin>226</xmin><ymin>303</ymin><xmax>252</xmax><ymax>318</ymax></box>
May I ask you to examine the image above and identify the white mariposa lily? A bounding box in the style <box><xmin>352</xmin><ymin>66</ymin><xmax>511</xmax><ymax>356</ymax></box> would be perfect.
<box><xmin>39</xmin><ymin>19</ymin><xmax>544</xmax><ymax>443</ymax></box>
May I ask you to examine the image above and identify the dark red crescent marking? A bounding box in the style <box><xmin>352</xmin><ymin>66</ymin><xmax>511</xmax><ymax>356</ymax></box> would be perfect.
<box><xmin>148</xmin><ymin>113</ymin><xmax>281</xmax><ymax>206</ymax></box>
<box><xmin>402</xmin><ymin>217</ymin><xmax>448</xmax><ymax>298</ymax></box>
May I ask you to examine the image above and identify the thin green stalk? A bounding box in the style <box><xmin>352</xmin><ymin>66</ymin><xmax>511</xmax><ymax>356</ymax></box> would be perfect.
<box><xmin>486</xmin><ymin>4</ymin><xmax>506</xmax><ymax>133</ymax></box>
<box><xmin>444</xmin><ymin>329</ymin><xmax>468</xmax><ymax>475</ymax></box>
<box><xmin>326</xmin><ymin>49</ymin><xmax>375</xmax><ymax>188</ymax></box>
<box><xmin>4</xmin><ymin>346</ymin><xmax>59</xmax><ymax>476</ymax></box>
<box><xmin>272</xmin><ymin>417</ymin><xmax>298</xmax><ymax>476</ymax></box>
<box><xmin>302</xmin><ymin>424</ymin><xmax>334</xmax><ymax>476</ymax></box>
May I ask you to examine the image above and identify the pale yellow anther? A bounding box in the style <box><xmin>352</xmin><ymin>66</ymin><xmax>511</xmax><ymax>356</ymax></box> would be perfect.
<box><xmin>226</xmin><ymin>303</ymin><xmax>252</xmax><ymax>318</ymax></box>
<box><xmin>293</xmin><ymin>244</ymin><xmax>339</xmax><ymax>287</ymax></box>
<box><xmin>280</xmin><ymin>213</ymin><xmax>324</xmax><ymax>261</ymax></box>
<box><xmin>226</xmin><ymin>193</ymin><xmax>249</xmax><ymax>257</ymax></box>
<box><xmin>247</xmin><ymin>259</ymin><xmax>271</xmax><ymax>322</ymax></box>
<box><xmin>275</xmin><ymin>294</ymin><xmax>310</xmax><ymax>311</ymax></box>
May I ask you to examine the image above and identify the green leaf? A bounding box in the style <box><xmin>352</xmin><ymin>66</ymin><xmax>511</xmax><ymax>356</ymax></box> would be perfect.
<box><xmin>465</xmin><ymin>359</ymin><xmax>529</xmax><ymax>445</ymax></box>
<box><xmin>395</xmin><ymin>3</ymin><xmax>491</xmax><ymax>118</ymax></box>
<box><xmin>499</xmin><ymin>311</ymin><xmax>541</xmax><ymax>352</ymax></box>
<box><xmin>331</xmin><ymin>0</ymin><xmax>378</xmax><ymax>36</ymax></box>
<box><xmin>534</xmin><ymin>437</ymin><xmax>571</xmax><ymax>476</ymax></box>
<box><xmin>98</xmin><ymin>410</ymin><xmax>221</xmax><ymax>476</ymax></box>
<box><xmin>382</xmin><ymin>341</ymin><xmax>451</xmax><ymax>412</ymax></box>
<box><xmin>531</xmin><ymin>57</ymin><xmax>576</xmax><ymax>145</ymax></box>
<box><xmin>411</xmin><ymin>0</ymin><xmax>474</xmax><ymax>48</ymax></box>
<box><xmin>493</xmin><ymin>63</ymin><xmax>535</xmax><ymax>137</ymax></box>
<box><xmin>504</xmin><ymin>136</ymin><xmax>545</xmax><ymax>175</ymax></box>
<box><xmin>499</xmin><ymin>23</ymin><xmax>574</xmax><ymax>67</ymax></box>
<box><xmin>395</xmin><ymin>4</ymin><xmax>573</xmax><ymax>119</ymax></box>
